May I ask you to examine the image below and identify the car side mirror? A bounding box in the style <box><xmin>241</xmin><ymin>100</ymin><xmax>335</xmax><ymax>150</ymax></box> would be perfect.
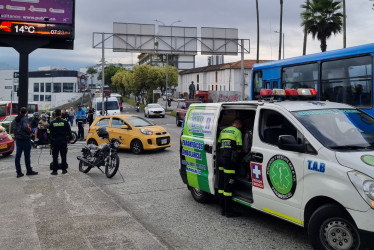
<box><xmin>278</xmin><ymin>135</ymin><xmax>305</xmax><ymax>153</ymax></box>
<box><xmin>121</xmin><ymin>125</ymin><xmax>129</xmax><ymax>129</ymax></box>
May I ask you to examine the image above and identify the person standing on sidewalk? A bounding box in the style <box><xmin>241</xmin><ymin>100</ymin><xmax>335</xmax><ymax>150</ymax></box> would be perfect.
<box><xmin>13</xmin><ymin>107</ymin><xmax>38</xmax><ymax>178</ymax></box>
<box><xmin>49</xmin><ymin>109</ymin><xmax>72</xmax><ymax>175</ymax></box>
<box><xmin>68</xmin><ymin>107</ymin><xmax>75</xmax><ymax>127</ymax></box>
<box><xmin>76</xmin><ymin>105</ymin><xmax>86</xmax><ymax>140</ymax></box>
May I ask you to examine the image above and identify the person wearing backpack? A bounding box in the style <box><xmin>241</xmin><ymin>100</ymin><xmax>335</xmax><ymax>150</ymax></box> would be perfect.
<box><xmin>13</xmin><ymin>107</ymin><xmax>38</xmax><ymax>178</ymax></box>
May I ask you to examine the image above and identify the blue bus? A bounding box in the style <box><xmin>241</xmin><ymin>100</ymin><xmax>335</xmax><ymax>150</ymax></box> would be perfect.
<box><xmin>251</xmin><ymin>43</ymin><xmax>374</xmax><ymax>116</ymax></box>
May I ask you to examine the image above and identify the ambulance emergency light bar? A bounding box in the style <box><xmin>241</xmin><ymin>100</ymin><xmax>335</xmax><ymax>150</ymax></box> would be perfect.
<box><xmin>260</xmin><ymin>88</ymin><xmax>317</xmax><ymax>100</ymax></box>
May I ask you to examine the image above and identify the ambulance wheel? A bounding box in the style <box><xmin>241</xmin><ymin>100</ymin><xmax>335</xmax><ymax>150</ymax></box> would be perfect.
<box><xmin>190</xmin><ymin>187</ymin><xmax>211</xmax><ymax>203</ymax></box>
<box><xmin>131</xmin><ymin>139</ymin><xmax>143</xmax><ymax>154</ymax></box>
<box><xmin>308</xmin><ymin>203</ymin><xmax>360</xmax><ymax>250</ymax></box>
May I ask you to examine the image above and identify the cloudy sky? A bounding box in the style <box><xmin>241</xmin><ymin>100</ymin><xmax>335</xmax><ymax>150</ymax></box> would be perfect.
<box><xmin>1</xmin><ymin>0</ymin><xmax>373</xmax><ymax>71</ymax></box>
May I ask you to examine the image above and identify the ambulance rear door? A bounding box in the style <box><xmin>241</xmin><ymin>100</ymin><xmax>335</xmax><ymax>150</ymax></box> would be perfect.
<box><xmin>180</xmin><ymin>103</ymin><xmax>221</xmax><ymax>195</ymax></box>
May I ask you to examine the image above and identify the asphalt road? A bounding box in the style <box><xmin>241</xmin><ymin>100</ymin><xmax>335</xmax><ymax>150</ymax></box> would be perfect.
<box><xmin>1</xmin><ymin>101</ymin><xmax>312</xmax><ymax>249</ymax></box>
<box><xmin>88</xmin><ymin>102</ymin><xmax>312</xmax><ymax>250</ymax></box>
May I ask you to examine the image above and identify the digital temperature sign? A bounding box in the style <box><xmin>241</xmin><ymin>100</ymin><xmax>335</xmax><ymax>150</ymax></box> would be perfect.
<box><xmin>0</xmin><ymin>0</ymin><xmax>74</xmax><ymax>41</ymax></box>
<box><xmin>0</xmin><ymin>20</ymin><xmax>72</xmax><ymax>38</ymax></box>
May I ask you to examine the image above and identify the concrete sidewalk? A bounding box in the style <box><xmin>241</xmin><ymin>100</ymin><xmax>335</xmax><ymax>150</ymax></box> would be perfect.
<box><xmin>0</xmin><ymin>168</ymin><xmax>169</xmax><ymax>250</ymax></box>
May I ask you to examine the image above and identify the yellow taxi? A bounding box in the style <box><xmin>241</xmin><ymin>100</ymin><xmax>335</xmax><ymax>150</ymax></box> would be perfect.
<box><xmin>86</xmin><ymin>114</ymin><xmax>171</xmax><ymax>154</ymax></box>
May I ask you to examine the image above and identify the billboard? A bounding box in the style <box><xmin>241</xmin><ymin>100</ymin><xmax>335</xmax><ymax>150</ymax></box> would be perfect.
<box><xmin>0</xmin><ymin>0</ymin><xmax>74</xmax><ymax>39</ymax></box>
<box><xmin>201</xmin><ymin>27</ymin><xmax>238</xmax><ymax>55</ymax></box>
<box><xmin>113</xmin><ymin>23</ymin><xmax>155</xmax><ymax>52</ymax></box>
<box><xmin>0</xmin><ymin>0</ymin><xmax>73</xmax><ymax>24</ymax></box>
<box><xmin>157</xmin><ymin>26</ymin><xmax>197</xmax><ymax>55</ymax></box>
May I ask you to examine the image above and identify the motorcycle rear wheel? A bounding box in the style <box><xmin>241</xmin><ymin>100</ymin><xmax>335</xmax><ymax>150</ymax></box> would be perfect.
<box><xmin>71</xmin><ymin>131</ymin><xmax>78</xmax><ymax>144</ymax></box>
<box><xmin>79</xmin><ymin>160</ymin><xmax>91</xmax><ymax>173</ymax></box>
<box><xmin>105</xmin><ymin>154</ymin><xmax>120</xmax><ymax>178</ymax></box>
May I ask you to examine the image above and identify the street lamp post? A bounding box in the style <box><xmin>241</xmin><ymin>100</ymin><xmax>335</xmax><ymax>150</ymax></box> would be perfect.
<box><xmin>274</xmin><ymin>31</ymin><xmax>285</xmax><ymax>59</ymax></box>
<box><xmin>154</xmin><ymin>19</ymin><xmax>181</xmax><ymax>111</ymax></box>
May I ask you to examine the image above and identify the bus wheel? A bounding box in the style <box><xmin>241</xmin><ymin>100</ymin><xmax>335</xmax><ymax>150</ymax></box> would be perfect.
<box><xmin>190</xmin><ymin>187</ymin><xmax>212</xmax><ymax>203</ymax></box>
<box><xmin>308</xmin><ymin>203</ymin><xmax>360</xmax><ymax>250</ymax></box>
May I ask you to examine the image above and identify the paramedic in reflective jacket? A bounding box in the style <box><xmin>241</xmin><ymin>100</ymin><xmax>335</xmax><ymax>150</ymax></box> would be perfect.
<box><xmin>218</xmin><ymin>119</ymin><xmax>243</xmax><ymax>217</ymax></box>
<box><xmin>49</xmin><ymin>109</ymin><xmax>72</xmax><ymax>175</ymax></box>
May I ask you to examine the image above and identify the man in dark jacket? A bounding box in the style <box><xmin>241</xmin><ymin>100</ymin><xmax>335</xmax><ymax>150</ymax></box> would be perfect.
<box><xmin>49</xmin><ymin>109</ymin><xmax>72</xmax><ymax>175</ymax></box>
<box><xmin>87</xmin><ymin>107</ymin><xmax>94</xmax><ymax>126</ymax></box>
<box><xmin>13</xmin><ymin>107</ymin><xmax>38</xmax><ymax>178</ymax></box>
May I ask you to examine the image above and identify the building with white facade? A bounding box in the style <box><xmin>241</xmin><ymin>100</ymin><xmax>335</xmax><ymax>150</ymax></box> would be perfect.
<box><xmin>208</xmin><ymin>55</ymin><xmax>224</xmax><ymax>66</ymax></box>
<box><xmin>178</xmin><ymin>60</ymin><xmax>269</xmax><ymax>100</ymax></box>
<box><xmin>0</xmin><ymin>68</ymin><xmax>86</xmax><ymax>110</ymax></box>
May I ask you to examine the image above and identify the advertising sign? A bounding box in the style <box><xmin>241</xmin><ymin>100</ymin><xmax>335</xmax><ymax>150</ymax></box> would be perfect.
<box><xmin>0</xmin><ymin>0</ymin><xmax>74</xmax><ymax>39</ymax></box>
<box><xmin>0</xmin><ymin>0</ymin><xmax>73</xmax><ymax>24</ymax></box>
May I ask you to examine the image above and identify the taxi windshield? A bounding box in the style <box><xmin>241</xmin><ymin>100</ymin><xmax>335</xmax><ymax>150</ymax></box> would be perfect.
<box><xmin>292</xmin><ymin>109</ymin><xmax>374</xmax><ymax>150</ymax></box>
<box><xmin>127</xmin><ymin>116</ymin><xmax>155</xmax><ymax>127</ymax></box>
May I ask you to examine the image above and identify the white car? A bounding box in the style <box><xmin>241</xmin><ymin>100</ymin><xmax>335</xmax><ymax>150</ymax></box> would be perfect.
<box><xmin>144</xmin><ymin>103</ymin><xmax>165</xmax><ymax>118</ymax></box>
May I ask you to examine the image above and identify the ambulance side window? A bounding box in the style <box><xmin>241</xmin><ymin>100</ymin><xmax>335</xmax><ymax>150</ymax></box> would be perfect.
<box><xmin>260</xmin><ymin>110</ymin><xmax>297</xmax><ymax>146</ymax></box>
<box><xmin>259</xmin><ymin>109</ymin><xmax>317</xmax><ymax>155</ymax></box>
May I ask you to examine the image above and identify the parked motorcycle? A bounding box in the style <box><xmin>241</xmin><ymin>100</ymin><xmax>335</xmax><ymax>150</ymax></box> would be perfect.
<box><xmin>77</xmin><ymin>127</ymin><xmax>121</xmax><ymax>178</ymax></box>
<box><xmin>31</xmin><ymin>125</ymin><xmax>78</xmax><ymax>148</ymax></box>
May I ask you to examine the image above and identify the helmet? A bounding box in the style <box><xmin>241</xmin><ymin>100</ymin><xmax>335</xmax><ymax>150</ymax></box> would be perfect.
<box><xmin>41</xmin><ymin>114</ymin><xmax>47</xmax><ymax>120</ymax></box>
<box><xmin>96</xmin><ymin>127</ymin><xmax>109</xmax><ymax>138</ymax></box>
<box><xmin>33</xmin><ymin>112</ymin><xmax>39</xmax><ymax>117</ymax></box>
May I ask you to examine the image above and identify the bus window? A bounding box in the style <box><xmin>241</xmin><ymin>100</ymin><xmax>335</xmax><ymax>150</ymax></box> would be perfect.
<box><xmin>272</xmin><ymin>81</ymin><xmax>279</xmax><ymax>89</ymax></box>
<box><xmin>282</xmin><ymin>63</ymin><xmax>318</xmax><ymax>90</ymax></box>
<box><xmin>0</xmin><ymin>104</ymin><xmax>6</xmax><ymax>119</ymax></box>
<box><xmin>252</xmin><ymin>70</ymin><xmax>263</xmax><ymax>99</ymax></box>
<box><xmin>321</xmin><ymin>55</ymin><xmax>372</xmax><ymax>107</ymax></box>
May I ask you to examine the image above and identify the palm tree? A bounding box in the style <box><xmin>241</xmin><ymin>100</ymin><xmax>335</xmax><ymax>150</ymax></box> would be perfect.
<box><xmin>302</xmin><ymin>0</ymin><xmax>310</xmax><ymax>55</ymax></box>
<box><xmin>278</xmin><ymin>0</ymin><xmax>283</xmax><ymax>60</ymax></box>
<box><xmin>256</xmin><ymin>0</ymin><xmax>260</xmax><ymax>63</ymax></box>
<box><xmin>300</xmin><ymin>0</ymin><xmax>343</xmax><ymax>52</ymax></box>
<box><xmin>342</xmin><ymin>0</ymin><xmax>346</xmax><ymax>48</ymax></box>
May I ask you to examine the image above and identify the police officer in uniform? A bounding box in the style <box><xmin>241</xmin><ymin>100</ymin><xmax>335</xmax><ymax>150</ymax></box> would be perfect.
<box><xmin>217</xmin><ymin>119</ymin><xmax>243</xmax><ymax>217</ymax></box>
<box><xmin>49</xmin><ymin>109</ymin><xmax>72</xmax><ymax>175</ymax></box>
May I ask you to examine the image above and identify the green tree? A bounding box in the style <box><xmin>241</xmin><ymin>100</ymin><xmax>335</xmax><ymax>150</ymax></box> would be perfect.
<box><xmin>86</xmin><ymin>66</ymin><xmax>97</xmax><ymax>87</ymax></box>
<box><xmin>300</xmin><ymin>0</ymin><xmax>343</xmax><ymax>52</ymax></box>
<box><xmin>111</xmin><ymin>69</ymin><xmax>134</xmax><ymax>96</ymax></box>
<box><xmin>131</xmin><ymin>64</ymin><xmax>179</xmax><ymax>103</ymax></box>
<box><xmin>97</xmin><ymin>64</ymin><xmax>123</xmax><ymax>89</ymax></box>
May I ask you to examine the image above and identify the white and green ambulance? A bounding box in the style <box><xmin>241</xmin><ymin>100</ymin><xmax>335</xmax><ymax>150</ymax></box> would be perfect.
<box><xmin>179</xmin><ymin>100</ymin><xmax>374</xmax><ymax>249</ymax></box>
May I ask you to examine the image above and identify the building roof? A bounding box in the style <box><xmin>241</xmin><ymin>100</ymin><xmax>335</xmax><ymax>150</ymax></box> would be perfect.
<box><xmin>179</xmin><ymin>59</ymin><xmax>270</xmax><ymax>75</ymax></box>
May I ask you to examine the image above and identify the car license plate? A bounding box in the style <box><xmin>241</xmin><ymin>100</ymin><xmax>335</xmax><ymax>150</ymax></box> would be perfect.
<box><xmin>156</xmin><ymin>113</ymin><xmax>160</xmax><ymax>116</ymax></box>
<box><xmin>0</xmin><ymin>144</ymin><xmax>7</xmax><ymax>149</ymax></box>
<box><xmin>161</xmin><ymin>139</ymin><xmax>167</xmax><ymax>144</ymax></box>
